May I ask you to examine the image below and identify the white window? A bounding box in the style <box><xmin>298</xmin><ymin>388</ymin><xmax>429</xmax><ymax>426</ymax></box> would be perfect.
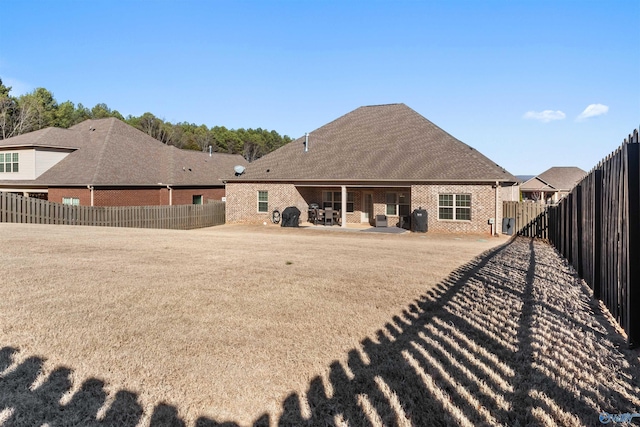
<box><xmin>322</xmin><ymin>191</ymin><xmax>354</xmax><ymax>212</ymax></box>
<box><xmin>62</xmin><ymin>197</ymin><xmax>80</xmax><ymax>206</ymax></box>
<box><xmin>439</xmin><ymin>194</ymin><xmax>471</xmax><ymax>221</ymax></box>
<box><xmin>257</xmin><ymin>191</ymin><xmax>268</xmax><ymax>212</ymax></box>
<box><xmin>192</xmin><ymin>195</ymin><xmax>203</xmax><ymax>205</ymax></box>
<box><xmin>0</xmin><ymin>153</ymin><xmax>19</xmax><ymax>173</ymax></box>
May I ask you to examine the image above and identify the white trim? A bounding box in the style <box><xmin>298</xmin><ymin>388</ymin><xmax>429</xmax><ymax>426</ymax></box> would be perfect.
<box><xmin>385</xmin><ymin>191</ymin><xmax>410</xmax><ymax>217</ymax></box>
<box><xmin>322</xmin><ymin>190</ymin><xmax>354</xmax><ymax>213</ymax></box>
<box><xmin>257</xmin><ymin>190</ymin><xmax>268</xmax><ymax>213</ymax></box>
<box><xmin>438</xmin><ymin>193</ymin><xmax>472</xmax><ymax>221</ymax></box>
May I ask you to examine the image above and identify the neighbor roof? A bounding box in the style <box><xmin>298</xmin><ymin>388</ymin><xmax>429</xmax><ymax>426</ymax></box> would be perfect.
<box><xmin>520</xmin><ymin>166</ymin><xmax>587</xmax><ymax>192</ymax></box>
<box><xmin>229</xmin><ymin>104</ymin><xmax>516</xmax><ymax>183</ymax></box>
<box><xmin>0</xmin><ymin>118</ymin><xmax>246</xmax><ymax>187</ymax></box>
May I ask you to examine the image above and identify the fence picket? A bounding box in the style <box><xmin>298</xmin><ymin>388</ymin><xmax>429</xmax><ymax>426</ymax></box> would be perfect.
<box><xmin>514</xmin><ymin>128</ymin><xmax>639</xmax><ymax>348</ymax></box>
<box><xmin>0</xmin><ymin>193</ymin><xmax>226</xmax><ymax>231</ymax></box>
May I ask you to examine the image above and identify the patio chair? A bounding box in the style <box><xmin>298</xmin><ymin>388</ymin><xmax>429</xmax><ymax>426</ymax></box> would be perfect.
<box><xmin>375</xmin><ymin>214</ymin><xmax>388</xmax><ymax>227</ymax></box>
<box><xmin>324</xmin><ymin>208</ymin><xmax>334</xmax><ymax>226</ymax></box>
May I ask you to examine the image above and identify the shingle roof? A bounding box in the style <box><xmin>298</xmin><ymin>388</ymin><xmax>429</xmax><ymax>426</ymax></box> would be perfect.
<box><xmin>0</xmin><ymin>126</ymin><xmax>86</xmax><ymax>150</ymax></box>
<box><xmin>0</xmin><ymin>118</ymin><xmax>246</xmax><ymax>187</ymax></box>
<box><xmin>231</xmin><ymin>104</ymin><xmax>516</xmax><ymax>183</ymax></box>
<box><xmin>520</xmin><ymin>166</ymin><xmax>587</xmax><ymax>192</ymax></box>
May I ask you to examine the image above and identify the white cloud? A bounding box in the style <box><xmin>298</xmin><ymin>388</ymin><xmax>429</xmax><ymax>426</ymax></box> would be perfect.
<box><xmin>576</xmin><ymin>103</ymin><xmax>609</xmax><ymax>121</ymax></box>
<box><xmin>522</xmin><ymin>110</ymin><xmax>566</xmax><ymax>123</ymax></box>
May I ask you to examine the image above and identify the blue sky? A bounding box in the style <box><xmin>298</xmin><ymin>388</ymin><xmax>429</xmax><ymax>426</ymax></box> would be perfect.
<box><xmin>1</xmin><ymin>0</ymin><xmax>638</xmax><ymax>174</ymax></box>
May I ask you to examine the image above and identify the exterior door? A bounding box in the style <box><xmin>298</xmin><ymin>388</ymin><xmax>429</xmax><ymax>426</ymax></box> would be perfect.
<box><xmin>362</xmin><ymin>192</ymin><xmax>374</xmax><ymax>224</ymax></box>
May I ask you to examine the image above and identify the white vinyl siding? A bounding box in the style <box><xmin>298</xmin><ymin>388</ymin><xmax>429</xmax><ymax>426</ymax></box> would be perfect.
<box><xmin>35</xmin><ymin>148</ymin><xmax>71</xmax><ymax>177</ymax></box>
<box><xmin>0</xmin><ymin>148</ymin><xmax>70</xmax><ymax>180</ymax></box>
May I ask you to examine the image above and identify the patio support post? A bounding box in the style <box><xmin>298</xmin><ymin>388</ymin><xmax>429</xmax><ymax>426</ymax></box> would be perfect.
<box><xmin>341</xmin><ymin>185</ymin><xmax>347</xmax><ymax>227</ymax></box>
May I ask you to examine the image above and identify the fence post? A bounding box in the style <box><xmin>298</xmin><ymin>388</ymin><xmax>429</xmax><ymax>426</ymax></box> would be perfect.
<box><xmin>626</xmin><ymin>141</ymin><xmax>639</xmax><ymax>347</ymax></box>
<box><xmin>575</xmin><ymin>184</ymin><xmax>583</xmax><ymax>277</ymax></box>
<box><xmin>594</xmin><ymin>169</ymin><xmax>602</xmax><ymax>299</ymax></box>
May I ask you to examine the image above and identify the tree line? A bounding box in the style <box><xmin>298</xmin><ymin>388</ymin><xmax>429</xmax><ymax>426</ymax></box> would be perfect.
<box><xmin>0</xmin><ymin>78</ymin><xmax>292</xmax><ymax>161</ymax></box>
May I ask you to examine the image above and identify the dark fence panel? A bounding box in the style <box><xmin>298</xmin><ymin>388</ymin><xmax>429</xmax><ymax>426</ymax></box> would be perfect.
<box><xmin>518</xmin><ymin>128</ymin><xmax>639</xmax><ymax>348</ymax></box>
<box><xmin>0</xmin><ymin>193</ymin><xmax>225</xmax><ymax>230</ymax></box>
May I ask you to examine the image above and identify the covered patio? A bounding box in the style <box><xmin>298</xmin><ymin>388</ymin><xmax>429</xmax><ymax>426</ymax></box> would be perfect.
<box><xmin>296</xmin><ymin>184</ymin><xmax>412</xmax><ymax>229</ymax></box>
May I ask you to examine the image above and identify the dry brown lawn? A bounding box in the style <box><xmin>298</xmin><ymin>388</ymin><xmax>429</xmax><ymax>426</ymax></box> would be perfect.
<box><xmin>0</xmin><ymin>223</ymin><xmax>507</xmax><ymax>425</ymax></box>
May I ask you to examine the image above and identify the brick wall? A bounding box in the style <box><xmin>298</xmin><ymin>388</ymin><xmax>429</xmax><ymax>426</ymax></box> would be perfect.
<box><xmin>411</xmin><ymin>183</ymin><xmax>501</xmax><ymax>234</ymax></box>
<box><xmin>94</xmin><ymin>188</ymin><xmax>162</xmax><ymax>206</ymax></box>
<box><xmin>48</xmin><ymin>186</ymin><xmax>225</xmax><ymax>207</ymax></box>
<box><xmin>172</xmin><ymin>188</ymin><xmax>225</xmax><ymax>205</ymax></box>
<box><xmin>226</xmin><ymin>183</ymin><xmax>306</xmax><ymax>223</ymax></box>
<box><xmin>48</xmin><ymin>188</ymin><xmax>91</xmax><ymax>206</ymax></box>
<box><xmin>226</xmin><ymin>182</ymin><xmax>502</xmax><ymax>233</ymax></box>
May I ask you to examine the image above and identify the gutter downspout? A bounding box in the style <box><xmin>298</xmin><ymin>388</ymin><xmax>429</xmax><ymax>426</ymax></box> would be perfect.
<box><xmin>166</xmin><ymin>185</ymin><xmax>173</xmax><ymax>206</ymax></box>
<box><xmin>494</xmin><ymin>180</ymin><xmax>499</xmax><ymax>236</ymax></box>
<box><xmin>87</xmin><ymin>185</ymin><xmax>94</xmax><ymax>207</ymax></box>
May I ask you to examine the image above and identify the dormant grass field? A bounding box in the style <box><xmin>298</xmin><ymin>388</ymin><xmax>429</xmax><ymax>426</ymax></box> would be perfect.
<box><xmin>0</xmin><ymin>223</ymin><xmax>638</xmax><ymax>426</ymax></box>
<box><xmin>0</xmin><ymin>223</ymin><xmax>502</xmax><ymax>425</ymax></box>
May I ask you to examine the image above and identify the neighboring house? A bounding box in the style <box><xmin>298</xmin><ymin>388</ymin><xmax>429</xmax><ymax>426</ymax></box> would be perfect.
<box><xmin>519</xmin><ymin>167</ymin><xmax>587</xmax><ymax>204</ymax></box>
<box><xmin>0</xmin><ymin>118</ymin><xmax>247</xmax><ymax>206</ymax></box>
<box><xmin>225</xmin><ymin>104</ymin><xmax>518</xmax><ymax>233</ymax></box>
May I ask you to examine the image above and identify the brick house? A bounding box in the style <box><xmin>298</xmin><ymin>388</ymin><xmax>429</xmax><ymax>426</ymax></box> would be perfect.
<box><xmin>519</xmin><ymin>166</ymin><xmax>587</xmax><ymax>204</ymax></box>
<box><xmin>225</xmin><ymin>104</ymin><xmax>518</xmax><ymax>233</ymax></box>
<box><xmin>0</xmin><ymin>117</ymin><xmax>247</xmax><ymax>206</ymax></box>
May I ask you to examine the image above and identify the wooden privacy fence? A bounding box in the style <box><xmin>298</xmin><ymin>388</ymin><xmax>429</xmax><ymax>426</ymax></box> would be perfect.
<box><xmin>0</xmin><ymin>192</ymin><xmax>226</xmax><ymax>230</ymax></box>
<box><xmin>502</xmin><ymin>201</ymin><xmax>547</xmax><ymax>235</ymax></box>
<box><xmin>518</xmin><ymin>128</ymin><xmax>639</xmax><ymax>347</ymax></box>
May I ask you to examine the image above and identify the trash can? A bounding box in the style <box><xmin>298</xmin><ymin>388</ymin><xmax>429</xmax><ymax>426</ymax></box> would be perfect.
<box><xmin>502</xmin><ymin>217</ymin><xmax>515</xmax><ymax>235</ymax></box>
<box><xmin>281</xmin><ymin>206</ymin><xmax>301</xmax><ymax>227</ymax></box>
<box><xmin>412</xmin><ymin>208</ymin><xmax>428</xmax><ymax>232</ymax></box>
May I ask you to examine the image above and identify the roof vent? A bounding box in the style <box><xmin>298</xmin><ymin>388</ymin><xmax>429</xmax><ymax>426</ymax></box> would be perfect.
<box><xmin>234</xmin><ymin>165</ymin><xmax>245</xmax><ymax>176</ymax></box>
<box><xmin>304</xmin><ymin>132</ymin><xmax>309</xmax><ymax>152</ymax></box>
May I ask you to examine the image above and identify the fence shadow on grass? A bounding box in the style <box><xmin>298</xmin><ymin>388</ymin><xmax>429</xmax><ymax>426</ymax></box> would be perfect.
<box><xmin>0</xmin><ymin>348</ymin><xmax>143</xmax><ymax>426</ymax></box>
<box><xmin>262</xmin><ymin>236</ymin><xmax>640</xmax><ymax>426</ymax></box>
<box><xmin>2</xmin><ymin>237</ymin><xmax>639</xmax><ymax>426</ymax></box>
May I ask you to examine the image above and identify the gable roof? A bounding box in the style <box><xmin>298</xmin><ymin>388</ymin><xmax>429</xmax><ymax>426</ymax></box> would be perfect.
<box><xmin>230</xmin><ymin>104</ymin><xmax>516</xmax><ymax>183</ymax></box>
<box><xmin>515</xmin><ymin>175</ymin><xmax>535</xmax><ymax>183</ymax></box>
<box><xmin>0</xmin><ymin>126</ymin><xmax>85</xmax><ymax>150</ymax></box>
<box><xmin>520</xmin><ymin>166</ymin><xmax>587</xmax><ymax>192</ymax></box>
<box><xmin>0</xmin><ymin>118</ymin><xmax>247</xmax><ymax>187</ymax></box>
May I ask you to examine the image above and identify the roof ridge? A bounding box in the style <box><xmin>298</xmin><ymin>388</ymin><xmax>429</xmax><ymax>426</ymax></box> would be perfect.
<box><xmin>238</xmin><ymin>104</ymin><xmax>517</xmax><ymax>182</ymax></box>
<box><xmin>89</xmin><ymin>118</ymin><xmax>116</xmax><ymax>184</ymax></box>
<box><xmin>411</xmin><ymin>109</ymin><xmax>511</xmax><ymax>175</ymax></box>
<box><xmin>292</xmin><ymin>103</ymin><xmax>409</xmax><ymax>142</ymax></box>
<box><xmin>166</xmin><ymin>144</ymin><xmax>177</xmax><ymax>184</ymax></box>
<box><xmin>361</xmin><ymin>103</ymin><xmax>404</xmax><ymax>108</ymax></box>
